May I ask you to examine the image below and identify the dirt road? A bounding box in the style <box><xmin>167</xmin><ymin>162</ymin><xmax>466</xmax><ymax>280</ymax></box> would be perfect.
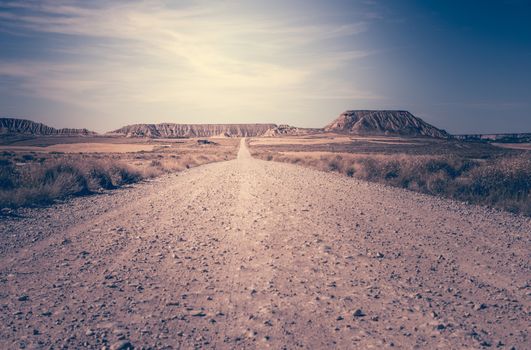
<box><xmin>1</xmin><ymin>139</ymin><xmax>529</xmax><ymax>349</ymax></box>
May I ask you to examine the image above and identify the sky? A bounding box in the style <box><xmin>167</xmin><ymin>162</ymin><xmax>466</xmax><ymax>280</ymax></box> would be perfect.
<box><xmin>0</xmin><ymin>0</ymin><xmax>530</xmax><ymax>134</ymax></box>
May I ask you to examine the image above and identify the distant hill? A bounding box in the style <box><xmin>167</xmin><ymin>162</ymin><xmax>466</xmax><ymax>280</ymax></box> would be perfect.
<box><xmin>8</xmin><ymin>115</ymin><xmax>528</xmax><ymax>142</ymax></box>
<box><xmin>262</xmin><ymin>124</ymin><xmax>320</xmax><ymax>137</ymax></box>
<box><xmin>324</xmin><ymin>110</ymin><xmax>450</xmax><ymax>138</ymax></box>
<box><xmin>108</xmin><ymin>123</ymin><xmax>311</xmax><ymax>138</ymax></box>
<box><xmin>0</xmin><ymin>118</ymin><xmax>96</xmax><ymax>136</ymax></box>
<box><xmin>454</xmin><ymin>133</ymin><xmax>531</xmax><ymax>143</ymax></box>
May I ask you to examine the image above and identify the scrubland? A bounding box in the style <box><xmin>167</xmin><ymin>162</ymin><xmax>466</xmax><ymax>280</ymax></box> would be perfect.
<box><xmin>1</xmin><ymin>139</ymin><xmax>529</xmax><ymax>349</ymax></box>
<box><xmin>249</xmin><ymin>137</ymin><xmax>530</xmax><ymax>215</ymax></box>
<box><xmin>0</xmin><ymin>138</ymin><xmax>238</xmax><ymax>209</ymax></box>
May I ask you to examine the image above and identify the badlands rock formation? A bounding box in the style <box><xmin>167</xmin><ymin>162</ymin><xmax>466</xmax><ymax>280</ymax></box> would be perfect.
<box><xmin>2</xmin><ymin>110</ymin><xmax>455</xmax><ymax>139</ymax></box>
<box><xmin>109</xmin><ymin>123</ymin><xmax>313</xmax><ymax>138</ymax></box>
<box><xmin>0</xmin><ymin>118</ymin><xmax>95</xmax><ymax>136</ymax></box>
<box><xmin>262</xmin><ymin>124</ymin><xmax>319</xmax><ymax>137</ymax></box>
<box><xmin>324</xmin><ymin>110</ymin><xmax>450</xmax><ymax>138</ymax></box>
<box><xmin>109</xmin><ymin>123</ymin><xmax>278</xmax><ymax>138</ymax></box>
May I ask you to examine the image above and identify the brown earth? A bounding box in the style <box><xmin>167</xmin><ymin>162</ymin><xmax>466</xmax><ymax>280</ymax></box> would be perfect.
<box><xmin>0</xmin><ymin>139</ymin><xmax>529</xmax><ymax>349</ymax></box>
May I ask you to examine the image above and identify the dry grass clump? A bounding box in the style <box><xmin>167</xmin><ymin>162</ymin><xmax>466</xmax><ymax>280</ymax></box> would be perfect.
<box><xmin>252</xmin><ymin>150</ymin><xmax>531</xmax><ymax>216</ymax></box>
<box><xmin>0</xmin><ymin>159</ymin><xmax>142</xmax><ymax>208</ymax></box>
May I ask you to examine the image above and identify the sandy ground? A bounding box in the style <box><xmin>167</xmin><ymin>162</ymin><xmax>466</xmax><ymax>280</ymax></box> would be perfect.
<box><xmin>0</xmin><ymin>139</ymin><xmax>529</xmax><ymax>349</ymax></box>
<box><xmin>493</xmin><ymin>143</ymin><xmax>531</xmax><ymax>151</ymax></box>
<box><xmin>0</xmin><ymin>143</ymin><xmax>162</xmax><ymax>153</ymax></box>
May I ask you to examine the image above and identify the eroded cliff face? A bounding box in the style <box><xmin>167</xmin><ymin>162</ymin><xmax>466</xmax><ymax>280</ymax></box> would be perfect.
<box><xmin>262</xmin><ymin>125</ymin><xmax>320</xmax><ymax>137</ymax></box>
<box><xmin>1</xmin><ymin>112</ymin><xmax>453</xmax><ymax>139</ymax></box>
<box><xmin>324</xmin><ymin>110</ymin><xmax>450</xmax><ymax>138</ymax></box>
<box><xmin>109</xmin><ymin>123</ymin><xmax>306</xmax><ymax>138</ymax></box>
<box><xmin>0</xmin><ymin>118</ymin><xmax>96</xmax><ymax>136</ymax></box>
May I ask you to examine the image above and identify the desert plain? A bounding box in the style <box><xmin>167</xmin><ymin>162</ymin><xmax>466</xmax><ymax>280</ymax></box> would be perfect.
<box><xmin>0</xmin><ymin>132</ymin><xmax>530</xmax><ymax>349</ymax></box>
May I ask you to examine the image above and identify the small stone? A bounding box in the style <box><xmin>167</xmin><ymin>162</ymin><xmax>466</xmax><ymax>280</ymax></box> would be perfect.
<box><xmin>18</xmin><ymin>295</ymin><xmax>29</xmax><ymax>302</ymax></box>
<box><xmin>353</xmin><ymin>309</ymin><xmax>365</xmax><ymax>317</ymax></box>
<box><xmin>86</xmin><ymin>329</ymin><xmax>94</xmax><ymax>336</ymax></box>
<box><xmin>436</xmin><ymin>324</ymin><xmax>446</xmax><ymax>330</ymax></box>
<box><xmin>474</xmin><ymin>303</ymin><xmax>488</xmax><ymax>311</ymax></box>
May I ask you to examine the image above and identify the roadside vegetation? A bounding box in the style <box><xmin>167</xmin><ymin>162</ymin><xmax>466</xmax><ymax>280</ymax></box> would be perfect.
<box><xmin>0</xmin><ymin>139</ymin><xmax>238</xmax><ymax>209</ymax></box>
<box><xmin>250</xmin><ymin>140</ymin><xmax>530</xmax><ymax>216</ymax></box>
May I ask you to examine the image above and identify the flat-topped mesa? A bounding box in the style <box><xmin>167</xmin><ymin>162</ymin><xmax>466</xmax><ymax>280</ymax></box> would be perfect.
<box><xmin>324</xmin><ymin>110</ymin><xmax>450</xmax><ymax>138</ymax></box>
<box><xmin>0</xmin><ymin>118</ymin><xmax>96</xmax><ymax>136</ymax></box>
<box><xmin>109</xmin><ymin>123</ymin><xmax>306</xmax><ymax>138</ymax></box>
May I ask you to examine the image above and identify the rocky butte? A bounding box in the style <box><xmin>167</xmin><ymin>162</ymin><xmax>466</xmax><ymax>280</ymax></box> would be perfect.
<box><xmin>108</xmin><ymin>123</ymin><xmax>314</xmax><ymax>138</ymax></box>
<box><xmin>324</xmin><ymin>110</ymin><xmax>450</xmax><ymax>138</ymax></box>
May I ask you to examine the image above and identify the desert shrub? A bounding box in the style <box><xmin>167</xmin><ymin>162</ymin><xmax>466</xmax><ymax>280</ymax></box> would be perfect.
<box><xmin>383</xmin><ymin>160</ymin><xmax>400</xmax><ymax>180</ymax></box>
<box><xmin>0</xmin><ymin>159</ymin><xmax>144</xmax><ymax>208</ymax></box>
<box><xmin>355</xmin><ymin>158</ymin><xmax>380</xmax><ymax>179</ymax></box>
<box><xmin>0</xmin><ymin>161</ymin><xmax>17</xmax><ymax>190</ymax></box>
<box><xmin>108</xmin><ymin>163</ymin><xmax>142</xmax><ymax>185</ymax></box>
<box><xmin>456</xmin><ymin>156</ymin><xmax>530</xmax><ymax>212</ymax></box>
<box><xmin>43</xmin><ymin>163</ymin><xmax>89</xmax><ymax>196</ymax></box>
<box><xmin>150</xmin><ymin>159</ymin><xmax>163</xmax><ymax>167</ymax></box>
<box><xmin>328</xmin><ymin>156</ymin><xmax>344</xmax><ymax>172</ymax></box>
<box><xmin>86</xmin><ymin>164</ymin><xmax>115</xmax><ymax>190</ymax></box>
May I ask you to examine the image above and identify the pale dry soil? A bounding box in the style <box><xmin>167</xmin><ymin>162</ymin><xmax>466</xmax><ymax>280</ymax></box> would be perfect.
<box><xmin>0</xmin><ymin>139</ymin><xmax>529</xmax><ymax>349</ymax></box>
<box><xmin>493</xmin><ymin>143</ymin><xmax>531</xmax><ymax>151</ymax></box>
<box><xmin>0</xmin><ymin>143</ymin><xmax>162</xmax><ymax>153</ymax></box>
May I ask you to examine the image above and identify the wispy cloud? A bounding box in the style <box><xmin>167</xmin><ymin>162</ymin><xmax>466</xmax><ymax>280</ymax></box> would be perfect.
<box><xmin>0</xmin><ymin>0</ymin><xmax>381</xmax><ymax>126</ymax></box>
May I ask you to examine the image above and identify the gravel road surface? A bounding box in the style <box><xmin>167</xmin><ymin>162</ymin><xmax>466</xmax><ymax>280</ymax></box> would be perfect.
<box><xmin>1</xmin><ymin>139</ymin><xmax>529</xmax><ymax>349</ymax></box>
